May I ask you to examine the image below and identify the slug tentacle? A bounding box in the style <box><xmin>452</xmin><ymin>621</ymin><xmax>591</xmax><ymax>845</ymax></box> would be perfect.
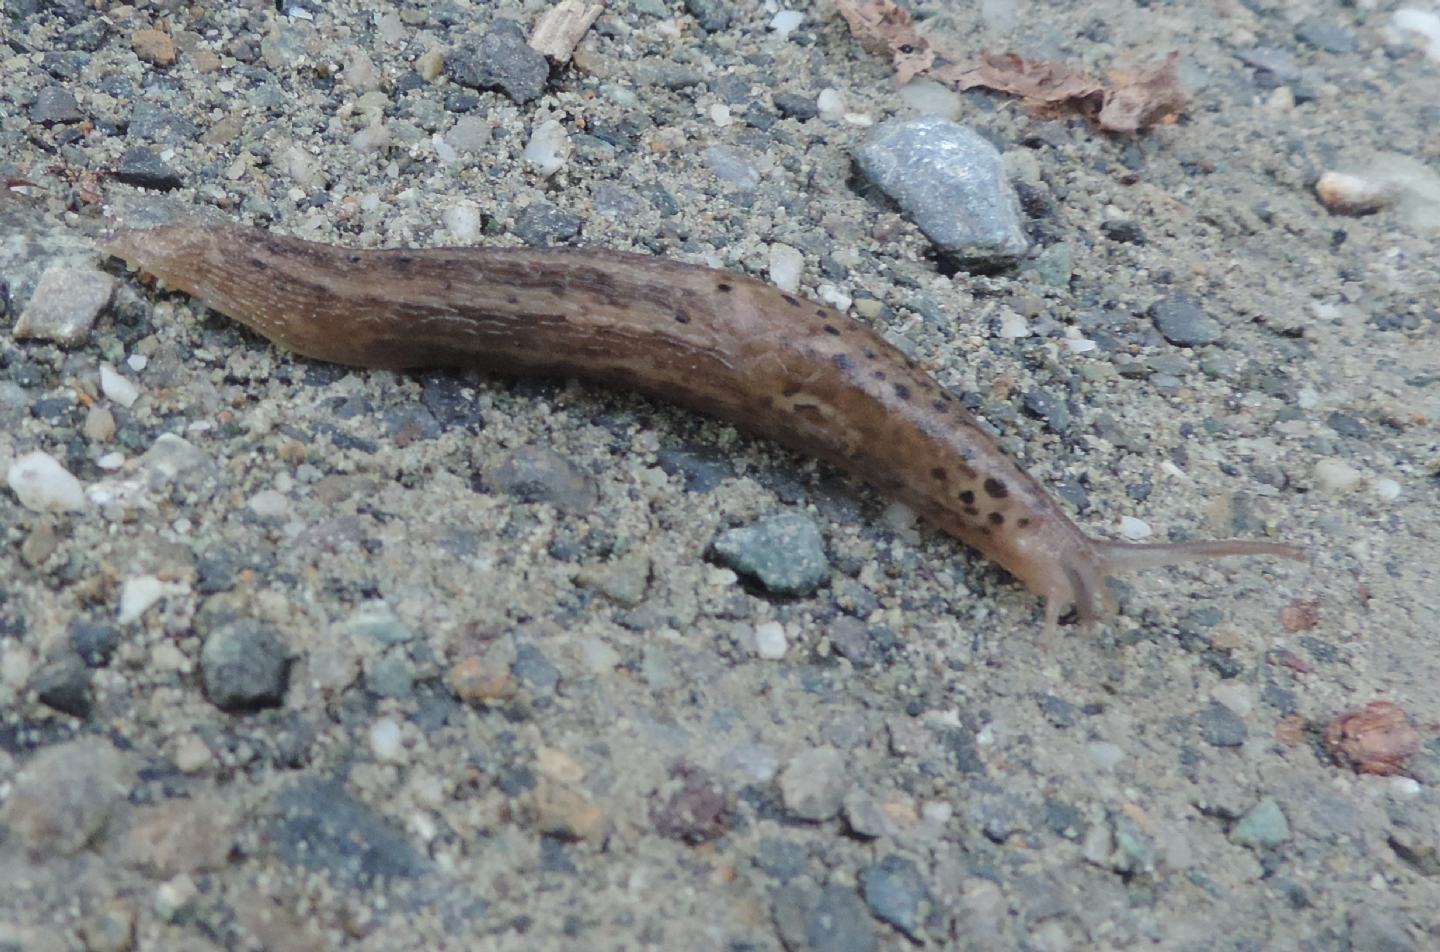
<box><xmin>102</xmin><ymin>221</ymin><xmax>1308</xmax><ymax>633</ymax></box>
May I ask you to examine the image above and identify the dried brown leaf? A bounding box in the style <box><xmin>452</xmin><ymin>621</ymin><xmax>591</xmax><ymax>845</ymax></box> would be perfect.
<box><xmin>1095</xmin><ymin>51</ymin><xmax>1190</xmax><ymax>133</ymax></box>
<box><xmin>832</xmin><ymin>0</ymin><xmax>920</xmax><ymax>57</ymax></box>
<box><xmin>943</xmin><ymin>51</ymin><xmax>1101</xmax><ymax>103</ymax></box>
<box><xmin>1324</xmin><ymin>701</ymin><xmax>1422</xmax><ymax>777</ymax></box>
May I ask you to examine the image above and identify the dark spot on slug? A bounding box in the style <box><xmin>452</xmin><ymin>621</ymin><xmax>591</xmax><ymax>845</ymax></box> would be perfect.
<box><xmin>988</xmin><ymin>512</ymin><xmax>1004</xmax><ymax>526</ymax></box>
<box><xmin>823</xmin><ymin>324</ymin><xmax>841</xmax><ymax>336</ymax></box>
<box><xmin>717</xmin><ymin>282</ymin><xmax>732</xmax><ymax>293</ymax></box>
<box><xmin>1016</xmin><ymin>518</ymin><xmax>1032</xmax><ymax>528</ymax></box>
<box><xmin>931</xmin><ymin>467</ymin><xmax>947</xmax><ymax>482</ymax></box>
<box><xmin>782</xmin><ymin>294</ymin><xmax>800</xmax><ymax>307</ymax></box>
<box><xmin>963</xmin><ymin>506</ymin><xmax>980</xmax><ymax>517</ymax></box>
<box><xmin>872</xmin><ymin>370</ymin><xmax>886</xmax><ymax>381</ymax></box>
<box><xmin>984</xmin><ymin>478</ymin><xmax>1009</xmax><ymax>499</ymax></box>
<box><xmin>893</xmin><ymin>383</ymin><xmax>911</xmax><ymax>401</ymax></box>
<box><xmin>959</xmin><ymin>490</ymin><xmax>975</xmax><ymax>505</ymax></box>
<box><xmin>979</xmin><ymin>526</ymin><xmax>992</xmax><ymax>536</ymax></box>
<box><xmin>248</xmin><ymin>257</ymin><xmax>269</xmax><ymax>271</ymax></box>
<box><xmin>864</xmin><ymin>349</ymin><xmax>878</xmax><ymax>360</ymax></box>
<box><xmin>833</xmin><ymin>353</ymin><xmax>854</xmax><ymax>371</ymax></box>
<box><xmin>674</xmin><ymin>311</ymin><xmax>691</xmax><ymax>324</ymax></box>
<box><xmin>816</xmin><ymin>308</ymin><xmax>828</xmax><ymax>318</ymax></box>
<box><xmin>932</xmin><ymin>400</ymin><xmax>947</xmax><ymax>413</ymax></box>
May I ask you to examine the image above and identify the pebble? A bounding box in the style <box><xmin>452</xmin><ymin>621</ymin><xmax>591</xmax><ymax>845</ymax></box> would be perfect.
<box><xmin>200</xmin><ymin>620</ymin><xmax>291</xmax><ymax>711</ymax></box>
<box><xmin>30</xmin><ymin>85</ymin><xmax>83</xmax><ymax>125</ymax></box>
<box><xmin>524</xmin><ymin>118</ymin><xmax>571</xmax><ymax>177</ymax></box>
<box><xmin>1198</xmin><ymin>700</ymin><xmax>1248</xmax><ymax>748</ymax></box>
<box><xmin>131</xmin><ymin>28</ymin><xmax>176</xmax><ymax>66</ymax></box>
<box><xmin>1313</xmin><ymin>458</ymin><xmax>1363</xmax><ymax>492</ymax></box>
<box><xmin>575</xmin><ymin>550</ymin><xmax>651</xmax><ymax>607</ymax></box>
<box><xmin>859</xmin><ymin>855</ymin><xmax>928</xmax><ymax>940</ymax></box>
<box><xmin>71</xmin><ymin>620</ymin><xmax>121</xmax><ymax>667</ymax></box>
<box><xmin>778</xmin><ymin>745</ymin><xmax>847</xmax><ymax>820</ymax></box>
<box><xmin>85</xmin><ymin>405</ymin><xmax>116</xmax><ymax>441</ymax></box>
<box><xmin>770</xmin><ymin>9</ymin><xmax>804</xmax><ymax>37</ymax></box>
<box><xmin>269</xmin><ymin>777</ymin><xmax>429</xmax><ymax>886</ymax></box>
<box><xmin>173</xmin><ymin>733</ymin><xmax>213</xmax><ymax>773</ymax></box>
<box><xmin>446</xmin><ymin>655</ymin><xmax>519</xmax><ymax>705</ymax></box>
<box><xmin>1087</xmin><ymin>741</ymin><xmax>1126</xmax><ymax>771</ymax></box>
<box><xmin>712</xmin><ymin>512</ymin><xmax>829</xmax><ymax>596</ymax></box>
<box><xmin>115</xmin><ymin>147</ymin><xmax>183</xmax><ymax>191</ymax></box>
<box><xmin>137</xmin><ymin>433</ymin><xmax>211</xmax><ymax>487</ymax></box>
<box><xmin>996</xmin><ymin>312</ymin><xmax>1030</xmax><ymax>338</ymax></box>
<box><xmin>684</xmin><ymin>0</ymin><xmax>731</xmax><ymax>32</ymax></box>
<box><xmin>7</xmin><ymin>451</ymin><xmax>86</xmax><ymax>513</ymax></box>
<box><xmin>529</xmin><ymin>779</ymin><xmax>609</xmax><ymax>840</ymax></box>
<box><xmin>702</xmin><ymin>144</ymin><xmax>761</xmax><ymax>190</ymax></box>
<box><xmin>369</xmin><ymin>718</ymin><xmax>405</xmax><ymax>762</ymax></box>
<box><xmin>99</xmin><ymin>364</ymin><xmax>140</xmax><ymax>408</ymax></box>
<box><xmin>1149</xmin><ymin>292</ymin><xmax>1223</xmax><ymax>347</ymax></box>
<box><xmin>771</xmin><ymin>883</ymin><xmax>876</xmax><ymax>952</ymax></box>
<box><xmin>512</xmin><ymin>203</ymin><xmax>582</xmax><ymax>246</ymax></box>
<box><xmin>768</xmin><ymin>242</ymin><xmax>804</xmax><ymax>292</ymax></box>
<box><xmin>773</xmin><ymin>92</ymin><xmax>818</xmax><ymax>121</ymax></box>
<box><xmin>30</xmin><ymin>655</ymin><xmax>92</xmax><ymax>718</ymax></box>
<box><xmin>445</xmin><ymin>115</ymin><xmax>492</xmax><ymax>153</ymax></box>
<box><xmin>364</xmin><ymin>653</ymin><xmax>415</xmax><ymax>698</ymax></box>
<box><xmin>153</xmin><ymin>875</ymin><xmax>198</xmax><ymax>922</ymax></box>
<box><xmin>446</xmin><ymin>27</ymin><xmax>549</xmax><ymax>103</ymax></box>
<box><xmin>123</xmin><ymin>796</ymin><xmax>235</xmax><ymax>876</ymax></box>
<box><xmin>80</xmin><ymin>903</ymin><xmax>135</xmax><ymax>952</ymax></box>
<box><xmin>488</xmin><ymin>444</ymin><xmax>597</xmax><ymax>511</ymax></box>
<box><xmin>1118</xmin><ymin>516</ymin><xmax>1152</xmax><ymax>541</ymax></box>
<box><xmin>442</xmin><ymin>202</ymin><xmax>482</xmax><ymax>242</ymax></box>
<box><xmin>816</xmin><ymin>88</ymin><xmax>848</xmax><ymax>121</ymax></box>
<box><xmin>0</xmin><ymin>737</ymin><xmax>131</xmax><ymax>856</ymax></box>
<box><xmin>13</xmin><ymin>263</ymin><xmax>116</xmax><ymax>346</ymax></box>
<box><xmin>347</xmin><ymin>603</ymin><xmax>415</xmax><ymax>645</ymax></box>
<box><xmin>1232</xmin><ymin>797</ymin><xmax>1290</xmax><ymax>849</ymax></box>
<box><xmin>897</xmin><ymin>78</ymin><xmax>963</xmax><ymax>120</ymax></box>
<box><xmin>855</xmin><ymin>117</ymin><xmax>1029</xmax><ymax>267</ymax></box>
<box><xmin>753</xmin><ymin>620</ymin><xmax>789</xmax><ymax>660</ymax></box>
<box><xmin>1294</xmin><ymin>20</ymin><xmax>1357</xmax><ymax>54</ymax></box>
<box><xmin>1391</xmin><ymin>8</ymin><xmax>1440</xmax><ymax>62</ymax></box>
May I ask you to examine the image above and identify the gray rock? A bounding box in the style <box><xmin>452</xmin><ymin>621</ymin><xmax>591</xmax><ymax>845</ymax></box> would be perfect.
<box><xmin>126</xmin><ymin>101</ymin><xmax>200</xmax><ymax>143</ymax></box>
<box><xmin>778</xmin><ymin>745</ymin><xmax>847</xmax><ymax>821</ymax></box>
<box><xmin>1295</xmin><ymin>20</ymin><xmax>1356</xmax><ymax>54</ymax></box>
<box><xmin>30</xmin><ymin>86</ymin><xmax>83</xmax><ymax>125</ymax></box>
<box><xmin>269</xmin><ymin>777</ymin><xmax>430</xmax><ymax>888</ymax></box>
<box><xmin>855</xmin><ymin>117</ymin><xmax>1028</xmax><ymax>267</ymax></box>
<box><xmin>828</xmin><ymin>617</ymin><xmax>877</xmax><ymax>667</ymax></box>
<box><xmin>1198</xmin><ymin>701</ymin><xmax>1248</xmax><ymax>747</ymax></box>
<box><xmin>656</xmin><ymin>445</ymin><xmax>732</xmax><ymax>492</ymax></box>
<box><xmin>712</xmin><ymin>513</ymin><xmax>829</xmax><ymax>596</ymax></box>
<box><xmin>774</xmin><ymin>92</ymin><xmax>819</xmax><ymax>121</ymax></box>
<box><xmin>30</xmin><ymin>655</ymin><xmax>92</xmax><ymax>718</ymax></box>
<box><xmin>512</xmin><ymin>641</ymin><xmax>560</xmax><ymax>692</ymax></box>
<box><xmin>364</xmin><ymin>653</ymin><xmax>416</xmax><ymax>698</ymax></box>
<box><xmin>70</xmin><ymin>619</ymin><xmax>121</xmax><ymax>667</ymax></box>
<box><xmin>489</xmin><ymin>444</ymin><xmax>597</xmax><ymax>512</ymax></box>
<box><xmin>511</xmin><ymin>203</ymin><xmax>582</xmax><ymax>246</ymax></box>
<box><xmin>772</xmin><ymin>883</ymin><xmax>876</xmax><ymax>952</ymax></box>
<box><xmin>13</xmin><ymin>263</ymin><xmax>116</xmax><ymax>346</ymax></box>
<box><xmin>684</xmin><ymin>0</ymin><xmax>732</xmax><ymax>32</ymax></box>
<box><xmin>860</xmin><ymin>855</ymin><xmax>928</xmax><ymax>939</ymax></box>
<box><xmin>1347</xmin><ymin>909</ymin><xmax>1416</xmax><ymax>952</ymax></box>
<box><xmin>702</xmin><ymin>144</ymin><xmax>761</xmax><ymax>190</ymax></box>
<box><xmin>1232</xmin><ymin>797</ymin><xmax>1290</xmax><ymax>849</ymax></box>
<box><xmin>115</xmin><ymin>147</ymin><xmax>183</xmax><ymax>191</ymax></box>
<box><xmin>201</xmin><ymin>620</ymin><xmax>291</xmax><ymax>711</ymax></box>
<box><xmin>0</xmin><ymin>738</ymin><xmax>132</xmax><ymax>856</ymax></box>
<box><xmin>447</xmin><ymin>27</ymin><xmax>550</xmax><ymax>104</ymax></box>
<box><xmin>1149</xmin><ymin>292</ymin><xmax>1223</xmax><ymax>347</ymax></box>
<box><xmin>347</xmin><ymin>604</ymin><xmax>414</xmax><ymax>645</ymax></box>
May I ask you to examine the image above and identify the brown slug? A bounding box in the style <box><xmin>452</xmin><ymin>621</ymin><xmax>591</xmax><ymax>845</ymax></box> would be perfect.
<box><xmin>102</xmin><ymin>221</ymin><xmax>1303</xmax><ymax>632</ymax></box>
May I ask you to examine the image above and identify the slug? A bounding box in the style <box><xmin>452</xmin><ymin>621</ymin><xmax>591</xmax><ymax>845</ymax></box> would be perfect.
<box><xmin>102</xmin><ymin>222</ymin><xmax>1303</xmax><ymax>632</ymax></box>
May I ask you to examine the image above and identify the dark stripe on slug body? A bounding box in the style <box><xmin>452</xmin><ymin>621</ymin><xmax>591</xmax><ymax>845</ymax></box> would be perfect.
<box><xmin>984</xmin><ymin>478</ymin><xmax>1009</xmax><ymax>498</ymax></box>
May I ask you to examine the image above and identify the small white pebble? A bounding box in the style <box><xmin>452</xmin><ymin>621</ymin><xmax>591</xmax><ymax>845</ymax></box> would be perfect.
<box><xmin>898</xmin><ymin>78</ymin><xmax>963</xmax><ymax>120</ymax></box>
<box><xmin>816</xmin><ymin>88</ymin><xmax>847</xmax><ymax>121</ymax></box>
<box><xmin>100</xmin><ymin>364</ymin><xmax>141</xmax><ymax>408</ymax></box>
<box><xmin>1062</xmin><ymin>337</ymin><xmax>1097</xmax><ymax>354</ymax></box>
<box><xmin>1118</xmin><ymin>516</ymin><xmax>1152</xmax><ymax>541</ymax></box>
<box><xmin>118</xmin><ymin>575</ymin><xmax>166</xmax><ymax>624</ymax></box>
<box><xmin>173</xmin><ymin>734</ymin><xmax>213</xmax><ymax>773</ymax></box>
<box><xmin>769</xmin><ymin>9</ymin><xmax>804</xmax><ymax>36</ymax></box>
<box><xmin>818</xmin><ymin>283</ymin><xmax>851</xmax><ymax>311</ymax></box>
<box><xmin>1390</xmin><ymin>776</ymin><xmax>1422</xmax><ymax>799</ymax></box>
<box><xmin>126</xmin><ymin>353</ymin><xmax>148</xmax><ymax>372</ymax></box>
<box><xmin>768</xmin><ymin>243</ymin><xmax>804</xmax><ymax>292</ymax></box>
<box><xmin>709</xmin><ymin>103</ymin><xmax>734</xmax><ymax>127</ymax></box>
<box><xmin>997</xmin><ymin>312</ymin><xmax>1030</xmax><ymax>339</ymax></box>
<box><xmin>1389</xmin><ymin>8</ymin><xmax>1440</xmax><ymax>62</ymax></box>
<box><xmin>1087</xmin><ymin>741</ymin><xmax>1126</xmax><ymax>771</ymax></box>
<box><xmin>754</xmin><ymin>621</ymin><xmax>788</xmax><ymax>660</ymax></box>
<box><xmin>431</xmin><ymin>134</ymin><xmax>458</xmax><ymax>164</ymax></box>
<box><xmin>523</xmin><ymin>118</ymin><xmax>571</xmax><ymax>177</ymax></box>
<box><xmin>1211</xmin><ymin>684</ymin><xmax>1253</xmax><ymax>717</ymax></box>
<box><xmin>369</xmin><ymin>718</ymin><xmax>405</xmax><ymax>763</ymax></box>
<box><xmin>1370</xmin><ymin>477</ymin><xmax>1402</xmax><ymax>503</ymax></box>
<box><xmin>154</xmin><ymin>875</ymin><xmax>198</xmax><ymax>922</ymax></box>
<box><xmin>1314</xmin><ymin>459</ymin><xmax>1363</xmax><ymax>493</ymax></box>
<box><xmin>248</xmin><ymin>489</ymin><xmax>290</xmax><ymax>519</ymax></box>
<box><xmin>442</xmin><ymin>203</ymin><xmax>482</xmax><ymax>243</ymax></box>
<box><xmin>97</xmin><ymin>452</ymin><xmax>126</xmax><ymax>471</ymax></box>
<box><xmin>7</xmin><ymin>451</ymin><xmax>86</xmax><ymax>512</ymax></box>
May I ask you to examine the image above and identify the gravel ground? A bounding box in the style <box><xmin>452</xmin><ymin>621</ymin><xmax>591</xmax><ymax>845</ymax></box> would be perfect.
<box><xmin>3</xmin><ymin>1</ymin><xmax>1440</xmax><ymax>949</ymax></box>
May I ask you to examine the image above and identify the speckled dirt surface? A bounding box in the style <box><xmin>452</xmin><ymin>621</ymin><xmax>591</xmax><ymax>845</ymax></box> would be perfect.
<box><xmin>2</xmin><ymin>1</ymin><xmax>1439</xmax><ymax>950</ymax></box>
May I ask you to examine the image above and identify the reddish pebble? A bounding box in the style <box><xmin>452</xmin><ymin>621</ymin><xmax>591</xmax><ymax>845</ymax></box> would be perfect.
<box><xmin>1323</xmin><ymin>701</ymin><xmax>1421</xmax><ymax>776</ymax></box>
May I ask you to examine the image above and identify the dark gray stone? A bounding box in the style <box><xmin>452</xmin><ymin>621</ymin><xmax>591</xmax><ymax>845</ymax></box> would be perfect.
<box><xmin>70</xmin><ymin>620</ymin><xmax>120</xmax><ymax>667</ymax></box>
<box><xmin>772</xmin><ymin>883</ymin><xmax>877</xmax><ymax>952</ymax></box>
<box><xmin>30</xmin><ymin>656</ymin><xmax>92</xmax><ymax>718</ymax></box>
<box><xmin>774</xmin><ymin>92</ymin><xmax>819</xmax><ymax>120</ymax></box>
<box><xmin>685</xmin><ymin>0</ymin><xmax>732</xmax><ymax>32</ymax></box>
<box><xmin>1295</xmin><ymin>20</ymin><xmax>1356</xmax><ymax>54</ymax></box>
<box><xmin>860</xmin><ymin>855</ymin><xmax>927</xmax><ymax>939</ymax></box>
<box><xmin>512</xmin><ymin>641</ymin><xmax>559</xmax><ymax>692</ymax></box>
<box><xmin>269</xmin><ymin>778</ymin><xmax>429</xmax><ymax>888</ymax></box>
<box><xmin>656</xmin><ymin>446</ymin><xmax>732</xmax><ymax>492</ymax></box>
<box><xmin>488</xmin><ymin>444</ymin><xmax>596</xmax><ymax>512</ymax></box>
<box><xmin>126</xmin><ymin>101</ymin><xmax>200</xmax><ymax>144</ymax></box>
<box><xmin>201</xmin><ymin>620</ymin><xmax>290</xmax><ymax>712</ymax></box>
<box><xmin>1149</xmin><ymin>292</ymin><xmax>1223</xmax><ymax>347</ymax></box>
<box><xmin>446</xmin><ymin>27</ymin><xmax>549</xmax><ymax>104</ymax></box>
<box><xmin>115</xmin><ymin>147</ymin><xmax>182</xmax><ymax>191</ymax></box>
<box><xmin>712</xmin><ymin>513</ymin><xmax>829</xmax><ymax>597</ymax></box>
<box><xmin>828</xmin><ymin>617</ymin><xmax>876</xmax><ymax>667</ymax></box>
<box><xmin>30</xmin><ymin>87</ymin><xmax>83</xmax><ymax>125</ymax></box>
<box><xmin>1198</xmin><ymin>701</ymin><xmax>1248</xmax><ymax>748</ymax></box>
<box><xmin>1021</xmin><ymin>388</ymin><xmax>1070</xmax><ymax>434</ymax></box>
<box><xmin>511</xmin><ymin>202</ymin><xmax>582</xmax><ymax>246</ymax></box>
<box><xmin>855</xmin><ymin>117</ymin><xmax>1028</xmax><ymax>267</ymax></box>
<box><xmin>1037</xmin><ymin>694</ymin><xmax>1078</xmax><ymax>728</ymax></box>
